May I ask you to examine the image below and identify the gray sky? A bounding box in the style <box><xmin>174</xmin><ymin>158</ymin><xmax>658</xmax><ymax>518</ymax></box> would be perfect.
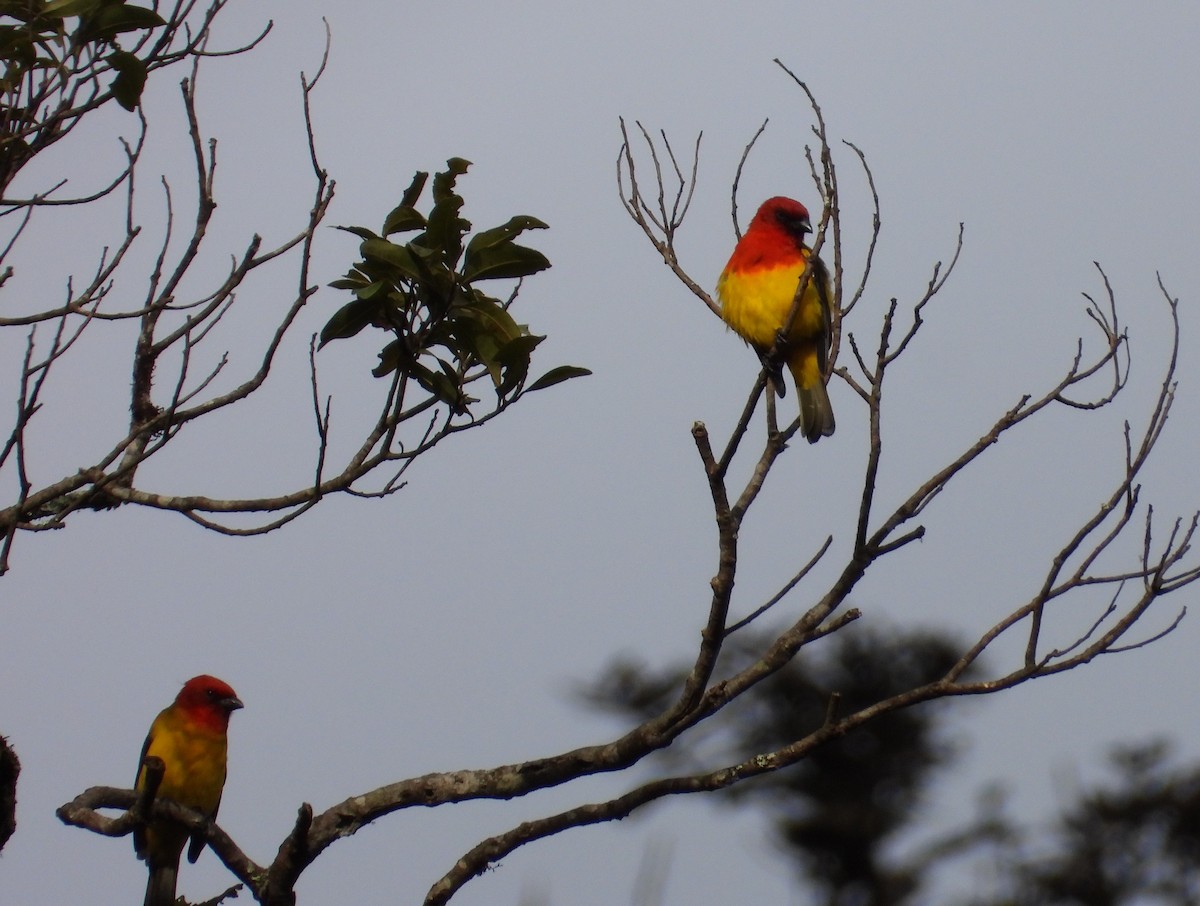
<box><xmin>3</xmin><ymin>2</ymin><xmax>1199</xmax><ymax>904</ymax></box>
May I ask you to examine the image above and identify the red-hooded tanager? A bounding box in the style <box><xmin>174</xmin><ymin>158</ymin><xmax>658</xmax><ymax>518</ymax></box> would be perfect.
<box><xmin>717</xmin><ymin>196</ymin><xmax>836</xmax><ymax>442</ymax></box>
<box><xmin>134</xmin><ymin>674</ymin><xmax>242</xmax><ymax>906</ymax></box>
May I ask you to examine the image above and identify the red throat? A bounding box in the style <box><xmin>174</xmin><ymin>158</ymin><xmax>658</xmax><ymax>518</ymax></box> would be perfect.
<box><xmin>726</xmin><ymin>222</ymin><xmax>806</xmax><ymax>273</ymax></box>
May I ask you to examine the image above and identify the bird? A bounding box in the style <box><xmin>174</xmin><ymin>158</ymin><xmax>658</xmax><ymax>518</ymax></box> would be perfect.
<box><xmin>716</xmin><ymin>196</ymin><xmax>836</xmax><ymax>443</ymax></box>
<box><xmin>134</xmin><ymin>675</ymin><xmax>243</xmax><ymax>906</ymax></box>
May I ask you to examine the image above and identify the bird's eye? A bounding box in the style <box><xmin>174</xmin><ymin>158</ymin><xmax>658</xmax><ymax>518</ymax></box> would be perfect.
<box><xmin>776</xmin><ymin>211</ymin><xmax>809</xmax><ymax>234</ymax></box>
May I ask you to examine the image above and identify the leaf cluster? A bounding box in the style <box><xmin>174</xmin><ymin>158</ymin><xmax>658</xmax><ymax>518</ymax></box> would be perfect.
<box><xmin>321</xmin><ymin>158</ymin><xmax>588</xmax><ymax>413</ymax></box>
<box><xmin>0</xmin><ymin>0</ymin><xmax>164</xmax><ymax>111</ymax></box>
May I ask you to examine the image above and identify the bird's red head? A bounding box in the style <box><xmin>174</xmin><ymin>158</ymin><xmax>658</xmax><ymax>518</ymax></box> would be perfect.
<box><xmin>175</xmin><ymin>675</ymin><xmax>243</xmax><ymax>730</ymax></box>
<box><xmin>749</xmin><ymin>196</ymin><xmax>813</xmax><ymax>242</ymax></box>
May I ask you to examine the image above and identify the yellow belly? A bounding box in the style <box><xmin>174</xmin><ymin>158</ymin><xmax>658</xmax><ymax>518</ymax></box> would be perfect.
<box><xmin>717</xmin><ymin>260</ymin><xmax>826</xmax><ymax>349</ymax></box>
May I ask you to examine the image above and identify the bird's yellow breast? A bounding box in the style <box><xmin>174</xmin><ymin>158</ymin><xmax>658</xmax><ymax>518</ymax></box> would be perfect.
<box><xmin>139</xmin><ymin>709</ymin><xmax>228</xmax><ymax>816</ymax></box>
<box><xmin>717</xmin><ymin>259</ymin><xmax>826</xmax><ymax>350</ymax></box>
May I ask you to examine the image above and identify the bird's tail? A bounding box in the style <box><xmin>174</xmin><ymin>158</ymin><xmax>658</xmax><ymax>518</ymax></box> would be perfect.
<box><xmin>798</xmin><ymin>381</ymin><xmax>836</xmax><ymax>443</ymax></box>
<box><xmin>144</xmin><ymin>863</ymin><xmax>177</xmax><ymax>906</ymax></box>
<box><xmin>788</xmin><ymin>353</ymin><xmax>835</xmax><ymax>443</ymax></box>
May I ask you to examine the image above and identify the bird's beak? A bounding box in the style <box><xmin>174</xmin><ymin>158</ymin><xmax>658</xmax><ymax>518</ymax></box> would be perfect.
<box><xmin>222</xmin><ymin>696</ymin><xmax>244</xmax><ymax>712</ymax></box>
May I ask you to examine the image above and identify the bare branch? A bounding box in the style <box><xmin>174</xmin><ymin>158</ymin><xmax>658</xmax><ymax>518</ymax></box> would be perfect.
<box><xmin>726</xmin><ymin>535</ymin><xmax>833</xmax><ymax>635</ymax></box>
<box><xmin>617</xmin><ymin>118</ymin><xmax>716</xmax><ymax>314</ymax></box>
<box><xmin>730</xmin><ymin>118</ymin><xmax>768</xmax><ymax>240</ymax></box>
<box><xmin>56</xmin><ymin>781</ymin><xmax>262</xmax><ymax>897</ymax></box>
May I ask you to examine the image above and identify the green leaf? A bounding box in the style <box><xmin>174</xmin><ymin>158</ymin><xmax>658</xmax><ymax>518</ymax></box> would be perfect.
<box><xmin>354</xmin><ymin>280</ymin><xmax>389</xmax><ymax>301</ymax></box>
<box><xmin>319</xmin><ymin>298</ymin><xmax>380</xmax><ymax>347</ymax></box>
<box><xmin>398</xmin><ymin>170</ymin><xmax>428</xmax><ymax>209</ymax></box>
<box><xmin>462</xmin><ymin>215</ymin><xmax>551</xmax><ymax>282</ymax></box>
<box><xmin>43</xmin><ymin>0</ymin><xmax>102</xmax><ymax>17</ymax></box>
<box><xmin>408</xmin><ymin>359</ymin><xmax>466</xmax><ymax>412</ymax></box>
<box><xmin>108</xmin><ymin>49</ymin><xmax>145</xmax><ymax>110</ymax></box>
<box><xmin>0</xmin><ymin>27</ymin><xmax>36</xmax><ymax>68</ymax></box>
<box><xmin>335</xmin><ymin>224</ymin><xmax>379</xmax><ymax>242</ymax></box>
<box><xmin>496</xmin><ymin>333</ymin><xmax>544</xmax><ymax>363</ymax></box>
<box><xmin>435</xmin><ymin>356</ymin><xmax>464</xmax><ymax>389</ymax></box>
<box><xmin>526</xmin><ymin>365</ymin><xmax>593</xmax><ymax>393</ymax></box>
<box><xmin>462</xmin><ymin>242</ymin><xmax>550</xmax><ymax>282</ymax></box>
<box><xmin>434</xmin><ymin>158</ymin><xmax>471</xmax><ymax>200</ymax></box>
<box><xmin>494</xmin><ymin>333</ymin><xmax>545</xmax><ymax>393</ymax></box>
<box><xmin>418</xmin><ymin>158</ymin><xmax>471</xmax><ymax>266</ymax></box>
<box><xmin>382</xmin><ymin>205</ymin><xmax>425</xmax><ymax>236</ymax></box>
<box><xmin>465</xmin><ymin>215</ymin><xmax>549</xmax><ymax>253</ymax></box>
<box><xmin>328</xmin><ymin>276</ymin><xmax>369</xmax><ymax>291</ymax></box>
<box><xmin>78</xmin><ymin>4</ymin><xmax>165</xmax><ymax>42</ymax></box>
<box><xmin>454</xmin><ymin>296</ymin><xmax>525</xmax><ymax>344</ymax></box>
<box><xmin>103</xmin><ymin>4</ymin><xmax>165</xmax><ymax>28</ymax></box>
<box><xmin>360</xmin><ymin>237</ymin><xmax>423</xmax><ymax>281</ymax></box>
<box><xmin>443</xmin><ymin>297</ymin><xmax>521</xmax><ymax>386</ymax></box>
<box><xmin>372</xmin><ymin>339</ymin><xmax>408</xmax><ymax>378</ymax></box>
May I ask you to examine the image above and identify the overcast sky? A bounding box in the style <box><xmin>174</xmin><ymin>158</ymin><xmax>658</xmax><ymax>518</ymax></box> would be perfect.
<box><xmin>3</xmin><ymin>2</ymin><xmax>1199</xmax><ymax>904</ymax></box>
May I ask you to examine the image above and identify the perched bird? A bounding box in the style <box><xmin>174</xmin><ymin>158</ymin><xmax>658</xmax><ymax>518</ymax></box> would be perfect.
<box><xmin>134</xmin><ymin>675</ymin><xmax>243</xmax><ymax>906</ymax></box>
<box><xmin>717</xmin><ymin>196</ymin><xmax>836</xmax><ymax>442</ymax></box>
